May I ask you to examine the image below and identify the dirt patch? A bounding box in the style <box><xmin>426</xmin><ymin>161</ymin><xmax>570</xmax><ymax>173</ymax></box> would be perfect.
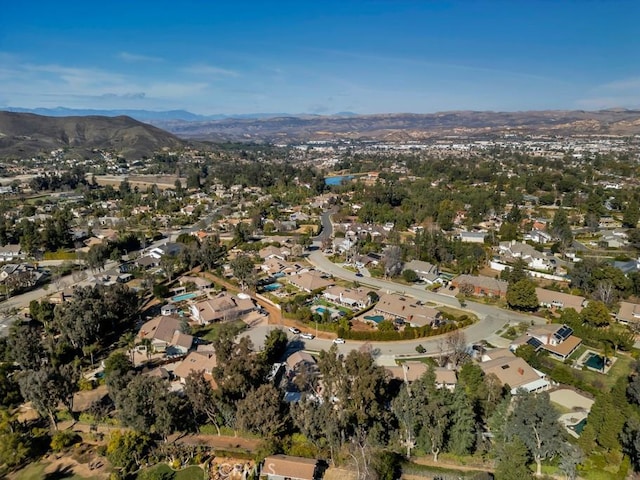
<box><xmin>172</xmin><ymin>433</ymin><xmax>259</xmax><ymax>453</ymax></box>
<box><xmin>72</xmin><ymin>385</ymin><xmax>109</xmax><ymax>413</ymax></box>
<box><xmin>41</xmin><ymin>449</ymin><xmax>110</xmax><ymax>479</ymax></box>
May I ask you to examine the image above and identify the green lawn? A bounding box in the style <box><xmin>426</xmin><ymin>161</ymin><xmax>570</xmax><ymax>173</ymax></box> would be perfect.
<box><xmin>136</xmin><ymin>464</ymin><xmax>205</xmax><ymax>480</ymax></box>
<box><xmin>396</xmin><ymin>356</ymin><xmax>438</xmax><ymax>366</ymax></box>
<box><xmin>192</xmin><ymin>319</ymin><xmax>247</xmax><ymax>342</ymax></box>
<box><xmin>437</xmin><ymin>306</ymin><xmax>478</xmax><ymax>323</ymax></box>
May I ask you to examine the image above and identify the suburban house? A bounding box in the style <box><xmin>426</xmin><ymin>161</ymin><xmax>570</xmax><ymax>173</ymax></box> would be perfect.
<box><xmin>135</xmin><ymin>255</ymin><xmax>159</xmax><ymax>270</ymax></box>
<box><xmin>451</xmin><ymin>275</ymin><xmax>508</xmax><ymax>299</ymax></box>
<box><xmin>0</xmin><ymin>244</ymin><xmax>24</xmax><ymax>261</ymax></box>
<box><xmin>599</xmin><ymin>231</ymin><xmax>628</xmax><ymax>249</ymax></box>
<box><xmin>386</xmin><ymin>361</ymin><xmax>457</xmax><ymax>391</ymax></box>
<box><xmin>148</xmin><ymin>242</ymin><xmax>183</xmax><ymax>259</ymax></box>
<box><xmin>178</xmin><ymin>275</ymin><xmax>212</xmax><ymax>290</ymax></box>
<box><xmin>373</xmin><ymin>293</ymin><xmax>441</xmax><ymax>328</ymax></box>
<box><xmin>322</xmin><ymin>286</ymin><xmax>371</xmax><ymax>309</ymax></box>
<box><xmin>478</xmin><ymin>350</ymin><xmax>549</xmax><ymax>395</ymax></box>
<box><xmin>189</xmin><ymin>292</ymin><xmax>255</xmax><ymax>325</ymax></box>
<box><xmin>287</xmin><ymin>271</ymin><xmax>334</xmax><ymax>293</ymax></box>
<box><xmin>286</xmin><ymin>351</ymin><xmax>317</xmax><ymax>372</ymax></box>
<box><xmin>138</xmin><ymin>316</ymin><xmax>193</xmax><ymax>354</ymax></box>
<box><xmin>524</xmin><ymin>229</ymin><xmax>553</xmax><ymax>244</ymax></box>
<box><xmin>403</xmin><ymin>259</ymin><xmax>440</xmax><ymax>284</ymax></box>
<box><xmin>261</xmin><ymin>258</ymin><xmax>302</xmax><ymax>276</ymax></box>
<box><xmin>459</xmin><ymin>231</ymin><xmax>488</xmax><ymax>243</ymax></box>
<box><xmin>259</xmin><ymin>245</ymin><xmax>291</xmax><ymax>261</ymax></box>
<box><xmin>498</xmin><ymin>240</ymin><xmax>557</xmax><ymax>272</ymax></box>
<box><xmin>617</xmin><ymin>301</ymin><xmax>640</xmax><ymax>326</ymax></box>
<box><xmin>510</xmin><ymin>324</ymin><xmax>582</xmax><ymax>361</ymax></box>
<box><xmin>173</xmin><ymin>350</ymin><xmax>218</xmax><ymax>384</ymax></box>
<box><xmin>535</xmin><ymin>288</ymin><xmax>587</xmax><ymax>312</ymax></box>
<box><xmin>262</xmin><ymin>454</ymin><xmax>321</xmax><ymax>480</ymax></box>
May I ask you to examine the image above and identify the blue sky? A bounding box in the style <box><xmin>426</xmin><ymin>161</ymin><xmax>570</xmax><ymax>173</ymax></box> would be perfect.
<box><xmin>1</xmin><ymin>1</ymin><xmax>638</xmax><ymax>115</ymax></box>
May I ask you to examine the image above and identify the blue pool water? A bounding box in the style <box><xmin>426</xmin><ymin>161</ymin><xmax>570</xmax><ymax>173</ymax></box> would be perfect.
<box><xmin>325</xmin><ymin>175</ymin><xmax>354</xmax><ymax>186</ymax></box>
<box><xmin>172</xmin><ymin>292</ymin><xmax>197</xmax><ymax>302</ymax></box>
<box><xmin>263</xmin><ymin>282</ymin><xmax>282</xmax><ymax>291</ymax></box>
<box><xmin>316</xmin><ymin>307</ymin><xmax>328</xmax><ymax>314</ymax></box>
<box><xmin>273</xmin><ymin>272</ymin><xmax>285</xmax><ymax>278</ymax></box>
<box><xmin>585</xmin><ymin>353</ymin><xmax>605</xmax><ymax>370</ymax></box>
<box><xmin>364</xmin><ymin>315</ymin><xmax>385</xmax><ymax>324</ymax></box>
<box><xmin>568</xmin><ymin>418</ymin><xmax>587</xmax><ymax>435</ymax></box>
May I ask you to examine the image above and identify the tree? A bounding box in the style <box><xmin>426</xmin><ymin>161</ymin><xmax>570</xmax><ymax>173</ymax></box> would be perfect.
<box><xmin>199</xmin><ymin>236</ymin><xmax>226</xmax><ymax>271</ymax></box>
<box><xmin>506</xmin><ymin>279</ymin><xmax>538</xmax><ymax>311</ymax></box>
<box><xmin>402</xmin><ymin>269</ymin><xmax>418</xmax><ymax>283</ymax></box>
<box><xmin>104</xmin><ymin>351</ymin><xmax>134</xmax><ymax>399</ymax></box>
<box><xmin>580</xmin><ymin>301</ymin><xmax>611</xmax><ymax>328</ymax></box>
<box><xmin>494</xmin><ymin>436</ymin><xmax>533</xmax><ymax>480</ymax></box>
<box><xmin>447</xmin><ymin>387</ymin><xmax>477</xmax><ymax>455</ymax></box>
<box><xmin>115</xmin><ymin>374</ymin><xmax>186</xmax><ymax>439</ymax></box>
<box><xmin>184</xmin><ymin>371</ymin><xmax>223</xmax><ymax>435</ymax></box>
<box><xmin>446</xmin><ymin>330</ymin><xmax>470</xmax><ymax>367</ymax></box>
<box><xmin>230</xmin><ymin>254</ymin><xmax>256</xmax><ymax>290</ymax></box>
<box><xmin>623</xmin><ymin>200</ymin><xmax>640</xmax><ymax>228</ymax></box>
<box><xmin>383</xmin><ymin>246</ymin><xmax>403</xmax><ymax>278</ymax></box>
<box><xmin>558</xmin><ymin>444</ymin><xmax>583</xmax><ymax>480</ymax></box>
<box><xmin>501</xmin><ymin>258</ymin><xmax>527</xmax><ymax>285</ymax></box>
<box><xmin>392</xmin><ymin>385</ymin><xmax>421</xmax><ymax>458</ymax></box>
<box><xmin>0</xmin><ymin>409</ymin><xmax>31</xmax><ymax>468</ymax></box>
<box><xmin>18</xmin><ymin>365</ymin><xmax>78</xmax><ymax>430</ymax></box>
<box><xmin>261</xmin><ymin>329</ymin><xmax>288</xmax><ymax>364</ymax></box>
<box><xmin>506</xmin><ymin>390</ymin><xmax>564</xmax><ymax>476</ymax></box>
<box><xmin>236</xmin><ymin>384</ymin><xmax>288</xmax><ymax>438</ymax></box>
<box><xmin>550</xmin><ymin>207</ymin><xmax>573</xmax><ymax>248</ymax></box>
<box><xmin>7</xmin><ymin>322</ymin><xmax>44</xmax><ymax>370</ymax></box>
<box><xmin>106</xmin><ymin>430</ymin><xmax>150</xmax><ymax>475</ymax></box>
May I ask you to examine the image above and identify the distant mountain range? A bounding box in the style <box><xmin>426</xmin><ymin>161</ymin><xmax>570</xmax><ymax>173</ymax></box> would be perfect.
<box><xmin>2</xmin><ymin>109</ymin><xmax>640</xmax><ymax>159</ymax></box>
<box><xmin>151</xmin><ymin>109</ymin><xmax>640</xmax><ymax>143</ymax></box>
<box><xmin>0</xmin><ymin>111</ymin><xmax>184</xmax><ymax>159</ymax></box>
<box><xmin>2</xmin><ymin>107</ymin><xmax>358</xmax><ymax>122</ymax></box>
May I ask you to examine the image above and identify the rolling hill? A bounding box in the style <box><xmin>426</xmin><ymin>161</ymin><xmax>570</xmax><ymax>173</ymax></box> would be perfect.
<box><xmin>0</xmin><ymin>111</ymin><xmax>185</xmax><ymax>159</ymax></box>
<box><xmin>151</xmin><ymin>109</ymin><xmax>640</xmax><ymax>143</ymax></box>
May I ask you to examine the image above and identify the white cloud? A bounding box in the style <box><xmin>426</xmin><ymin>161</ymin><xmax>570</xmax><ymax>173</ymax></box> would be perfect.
<box><xmin>182</xmin><ymin>63</ymin><xmax>239</xmax><ymax>78</ymax></box>
<box><xmin>600</xmin><ymin>77</ymin><xmax>640</xmax><ymax>92</ymax></box>
<box><xmin>117</xmin><ymin>51</ymin><xmax>163</xmax><ymax>63</ymax></box>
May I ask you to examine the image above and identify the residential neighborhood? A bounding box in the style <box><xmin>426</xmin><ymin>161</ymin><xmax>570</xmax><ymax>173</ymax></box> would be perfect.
<box><xmin>1</xmin><ymin>124</ymin><xmax>640</xmax><ymax>480</ymax></box>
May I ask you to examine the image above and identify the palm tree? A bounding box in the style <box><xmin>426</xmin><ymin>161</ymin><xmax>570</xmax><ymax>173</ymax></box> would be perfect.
<box><xmin>120</xmin><ymin>331</ymin><xmax>137</xmax><ymax>365</ymax></box>
<box><xmin>140</xmin><ymin>337</ymin><xmax>153</xmax><ymax>362</ymax></box>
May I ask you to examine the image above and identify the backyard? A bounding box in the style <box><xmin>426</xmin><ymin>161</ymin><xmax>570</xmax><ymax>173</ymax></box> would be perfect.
<box><xmin>191</xmin><ymin>319</ymin><xmax>247</xmax><ymax>342</ymax></box>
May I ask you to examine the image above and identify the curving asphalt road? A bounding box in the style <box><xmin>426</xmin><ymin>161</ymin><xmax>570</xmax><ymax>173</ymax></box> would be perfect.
<box><xmin>246</xmin><ymin>210</ymin><xmax>545</xmax><ymax>358</ymax></box>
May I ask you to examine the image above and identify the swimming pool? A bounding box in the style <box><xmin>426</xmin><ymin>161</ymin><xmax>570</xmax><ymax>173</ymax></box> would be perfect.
<box><xmin>568</xmin><ymin>418</ymin><xmax>587</xmax><ymax>435</ymax></box>
<box><xmin>584</xmin><ymin>353</ymin><xmax>605</xmax><ymax>370</ymax></box>
<box><xmin>263</xmin><ymin>282</ymin><xmax>282</xmax><ymax>292</ymax></box>
<box><xmin>364</xmin><ymin>315</ymin><xmax>385</xmax><ymax>324</ymax></box>
<box><xmin>316</xmin><ymin>307</ymin><xmax>328</xmax><ymax>314</ymax></box>
<box><xmin>172</xmin><ymin>292</ymin><xmax>197</xmax><ymax>302</ymax></box>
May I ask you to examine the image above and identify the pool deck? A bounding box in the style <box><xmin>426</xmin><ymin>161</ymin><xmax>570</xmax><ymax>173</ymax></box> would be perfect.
<box><xmin>559</xmin><ymin>411</ymin><xmax>589</xmax><ymax>438</ymax></box>
<box><xmin>576</xmin><ymin>349</ymin><xmax>616</xmax><ymax>374</ymax></box>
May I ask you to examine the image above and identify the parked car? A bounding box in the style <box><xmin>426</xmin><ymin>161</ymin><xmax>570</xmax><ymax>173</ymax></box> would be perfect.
<box><xmin>333</xmin><ymin>337</ymin><xmax>345</xmax><ymax>344</ymax></box>
<box><xmin>288</xmin><ymin>327</ymin><xmax>301</xmax><ymax>334</ymax></box>
<box><xmin>300</xmin><ymin>332</ymin><xmax>315</xmax><ymax>340</ymax></box>
<box><xmin>355</xmin><ymin>272</ymin><xmax>363</xmax><ymax>277</ymax></box>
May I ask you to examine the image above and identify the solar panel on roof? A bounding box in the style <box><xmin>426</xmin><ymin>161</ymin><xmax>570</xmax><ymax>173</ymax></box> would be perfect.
<box><xmin>555</xmin><ymin>325</ymin><xmax>573</xmax><ymax>340</ymax></box>
<box><xmin>527</xmin><ymin>337</ymin><xmax>543</xmax><ymax>349</ymax></box>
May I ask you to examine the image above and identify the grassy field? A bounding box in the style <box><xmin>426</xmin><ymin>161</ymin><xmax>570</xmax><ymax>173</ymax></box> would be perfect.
<box><xmin>192</xmin><ymin>319</ymin><xmax>247</xmax><ymax>342</ymax></box>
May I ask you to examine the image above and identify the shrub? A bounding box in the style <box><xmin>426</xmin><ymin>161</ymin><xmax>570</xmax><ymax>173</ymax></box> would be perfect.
<box><xmin>51</xmin><ymin>430</ymin><xmax>80</xmax><ymax>452</ymax></box>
